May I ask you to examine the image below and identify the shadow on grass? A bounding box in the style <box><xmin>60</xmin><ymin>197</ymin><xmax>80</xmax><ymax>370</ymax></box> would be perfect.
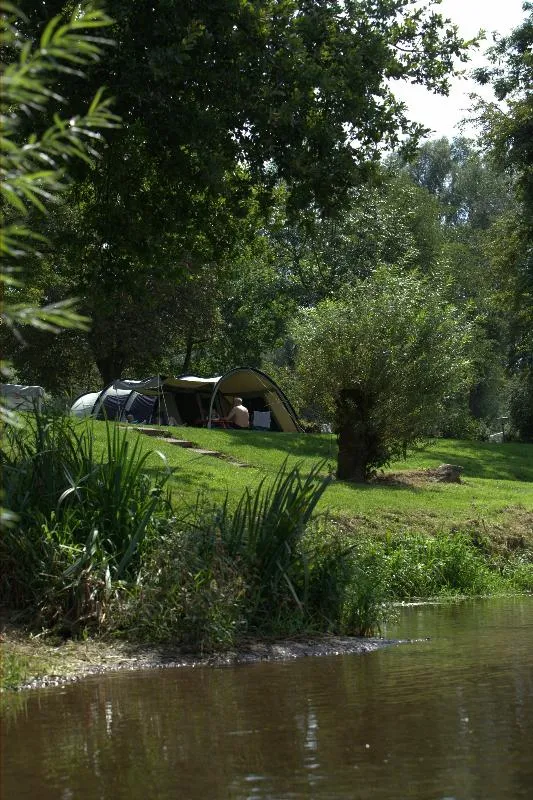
<box><xmin>332</xmin><ymin>477</ymin><xmax>423</xmax><ymax>494</ymax></box>
<box><xmin>418</xmin><ymin>441</ymin><xmax>533</xmax><ymax>482</ymax></box>
<box><xmin>213</xmin><ymin>434</ymin><xmax>533</xmax><ymax>482</ymax></box>
<box><xmin>209</xmin><ymin>429</ymin><xmax>338</xmax><ymax>460</ymax></box>
<box><xmin>139</xmin><ymin>425</ymin><xmax>533</xmax><ymax>486</ymax></box>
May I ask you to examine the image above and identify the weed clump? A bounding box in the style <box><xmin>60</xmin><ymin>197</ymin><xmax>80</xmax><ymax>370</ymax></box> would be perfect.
<box><xmin>322</xmin><ymin>527</ymin><xmax>527</xmax><ymax>602</ymax></box>
<box><xmin>125</xmin><ymin>462</ymin><xmax>390</xmax><ymax>650</ymax></box>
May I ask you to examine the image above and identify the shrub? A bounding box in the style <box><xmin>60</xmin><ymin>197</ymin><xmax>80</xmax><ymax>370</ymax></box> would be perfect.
<box><xmin>0</xmin><ymin>410</ymin><xmax>172</xmax><ymax>628</ymax></box>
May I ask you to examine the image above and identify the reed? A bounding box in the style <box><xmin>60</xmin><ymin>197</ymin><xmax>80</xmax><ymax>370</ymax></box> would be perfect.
<box><xmin>218</xmin><ymin>460</ymin><xmax>331</xmax><ymax>626</ymax></box>
<box><xmin>128</xmin><ymin>461</ymin><xmax>391</xmax><ymax>647</ymax></box>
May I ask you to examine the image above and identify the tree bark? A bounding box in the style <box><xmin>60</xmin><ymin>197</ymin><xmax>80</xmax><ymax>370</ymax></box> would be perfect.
<box><xmin>335</xmin><ymin>388</ymin><xmax>375</xmax><ymax>482</ymax></box>
<box><xmin>181</xmin><ymin>331</ymin><xmax>195</xmax><ymax>374</ymax></box>
<box><xmin>94</xmin><ymin>353</ymin><xmax>126</xmax><ymax>386</ymax></box>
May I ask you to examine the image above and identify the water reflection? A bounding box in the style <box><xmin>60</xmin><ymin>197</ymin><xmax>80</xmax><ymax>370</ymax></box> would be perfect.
<box><xmin>2</xmin><ymin>597</ymin><xmax>533</xmax><ymax>799</ymax></box>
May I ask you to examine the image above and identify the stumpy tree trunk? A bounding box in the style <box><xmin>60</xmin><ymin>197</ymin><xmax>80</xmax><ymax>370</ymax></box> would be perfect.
<box><xmin>335</xmin><ymin>388</ymin><xmax>376</xmax><ymax>482</ymax></box>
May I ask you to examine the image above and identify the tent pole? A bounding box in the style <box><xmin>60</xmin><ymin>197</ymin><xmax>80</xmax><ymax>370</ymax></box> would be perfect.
<box><xmin>159</xmin><ymin>375</ymin><xmax>172</xmax><ymax>425</ymax></box>
<box><xmin>207</xmin><ymin>388</ymin><xmax>217</xmax><ymax>429</ymax></box>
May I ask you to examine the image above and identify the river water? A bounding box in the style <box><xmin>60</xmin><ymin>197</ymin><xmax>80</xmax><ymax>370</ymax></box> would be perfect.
<box><xmin>2</xmin><ymin>597</ymin><xmax>532</xmax><ymax>799</ymax></box>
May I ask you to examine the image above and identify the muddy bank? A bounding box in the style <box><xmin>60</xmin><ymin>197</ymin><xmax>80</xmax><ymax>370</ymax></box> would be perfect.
<box><xmin>2</xmin><ymin>632</ymin><xmax>405</xmax><ymax>691</ymax></box>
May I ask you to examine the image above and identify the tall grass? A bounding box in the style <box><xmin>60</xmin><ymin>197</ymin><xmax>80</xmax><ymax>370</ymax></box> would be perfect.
<box><xmin>217</xmin><ymin>460</ymin><xmax>331</xmax><ymax>626</ymax></box>
<box><xmin>337</xmin><ymin>529</ymin><xmax>509</xmax><ymax>601</ymax></box>
<box><xmin>1</xmin><ymin>410</ymin><xmax>172</xmax><ymax>627</ymax></box>
<box><xmin>126</xmin><ymin>461</ymin><xmax>391</xmax><ymax>649</ymax></box>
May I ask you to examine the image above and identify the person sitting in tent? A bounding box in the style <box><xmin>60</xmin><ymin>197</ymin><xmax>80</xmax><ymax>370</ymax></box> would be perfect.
<box><xmin>225</xmin><ymin>397</ymin><xmax>250</xmax><ymax>429</ymax></box>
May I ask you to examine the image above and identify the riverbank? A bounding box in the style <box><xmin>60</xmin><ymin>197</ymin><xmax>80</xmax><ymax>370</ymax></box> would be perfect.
<box><xmin>1</xmin><ymin>626</ymin><xmax>400</xmax><ymax>691</ymax></box>
<box><xmin>2</xmin><ymin>418</ymin><xmax>531</xmax><ymax>694</ymax></box>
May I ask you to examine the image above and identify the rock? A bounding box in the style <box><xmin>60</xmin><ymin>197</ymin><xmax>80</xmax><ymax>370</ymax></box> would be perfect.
<box><xmin>433</xmin><ymin>464</ymin><xmax>463</xmax><ymax>483</ymax></box>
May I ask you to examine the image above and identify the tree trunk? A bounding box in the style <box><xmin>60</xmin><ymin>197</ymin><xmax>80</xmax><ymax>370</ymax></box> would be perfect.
<box><xmin>94</xmin><ymin>353</ymin><xmax>126</xmax><ymax>386</ymax></box>
<box><xmin>335</xmin><ymin>388</ymin><xmax>375</xmax><ymax>482</ymax></box>
<box><xmin>181</xmin><ymin>331</ymin><xmax>195</xmax><ymax>374</ymax></box>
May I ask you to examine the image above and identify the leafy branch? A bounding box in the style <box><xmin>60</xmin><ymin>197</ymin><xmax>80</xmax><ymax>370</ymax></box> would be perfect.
<box><xmin>1</xmin><ymin>2</ymin><xmax>119</xmax><ymax>357</ymax></box>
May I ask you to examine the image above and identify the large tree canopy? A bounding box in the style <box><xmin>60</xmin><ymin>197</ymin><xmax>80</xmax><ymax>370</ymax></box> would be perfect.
<box><xmin>474</xmin><ymin>3</ymin><xmax>533</xmax><ymax>217</ymax></box>
<box><xmin>9</xmin><ymin>0</ymin><xmax>475</xmax><ymax>385</ymax></box>
<box><xmin>26</xmin><ymin>0</ymin><xmax>473</xmax><ymax>213</ymax></box>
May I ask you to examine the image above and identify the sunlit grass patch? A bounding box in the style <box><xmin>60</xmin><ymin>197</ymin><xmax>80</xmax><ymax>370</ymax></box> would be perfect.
<box><xmin>0</xmin><ymin>646</ymin><xmax>49</xmax><ymax>691</ymax></box>
<box><xmin>87</xmin><ymin>421</ymin><xmax>533</xmax><ymax>534</ymax></box>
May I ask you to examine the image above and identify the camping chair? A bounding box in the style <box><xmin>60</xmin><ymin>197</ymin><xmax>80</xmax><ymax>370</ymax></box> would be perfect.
<box><xmin>252</xmin><ymin>410</ymin><xmax>271</xmax><ymax>430</ymax></box>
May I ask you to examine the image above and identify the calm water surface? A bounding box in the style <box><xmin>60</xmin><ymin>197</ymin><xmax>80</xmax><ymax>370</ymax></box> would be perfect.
<box><xmin>2</xmin><ymin>597</ymin><xmax>533</xmax><ymax>799</ymax></box>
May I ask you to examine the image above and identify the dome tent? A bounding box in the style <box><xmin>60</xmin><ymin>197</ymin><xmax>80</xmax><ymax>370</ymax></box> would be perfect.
<box><xmin>71</xmin><ymin>368</ymin><xmax>302</xmax><ymax>433</ymax></box>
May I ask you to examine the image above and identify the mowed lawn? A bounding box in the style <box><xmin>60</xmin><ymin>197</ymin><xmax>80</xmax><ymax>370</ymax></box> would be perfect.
<box><xmin>89</xmin><ymin>421</ymin><xmax>533</xmax><ymax>535</ymax></box>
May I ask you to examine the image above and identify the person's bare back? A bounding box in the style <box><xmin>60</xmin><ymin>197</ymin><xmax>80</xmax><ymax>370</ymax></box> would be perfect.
<box><xmin>226</xmin><ymin>397</ymin><xmax>250</xmax><ymax>428</ymax></box>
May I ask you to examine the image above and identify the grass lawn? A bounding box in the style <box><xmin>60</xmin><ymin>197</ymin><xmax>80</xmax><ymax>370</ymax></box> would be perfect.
<box><xmin>89</xmin><ymin>421</ymin><xmax>533</xmax><ymax>541</ymax></box>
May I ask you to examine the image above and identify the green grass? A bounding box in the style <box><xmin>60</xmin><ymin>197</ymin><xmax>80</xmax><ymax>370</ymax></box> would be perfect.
<box><xmin>87</xmin><ymin>422</ymin><xmax>533</xmax><ymax>539</ymax></box>
<box><xmin>0</xmin><ymin>646</ymin><xmax>48</xmax><ymax>691</ymax></box>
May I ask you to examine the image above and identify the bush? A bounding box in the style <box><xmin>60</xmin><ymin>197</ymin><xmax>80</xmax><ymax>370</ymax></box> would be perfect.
<box><xmin>1</xmin><ymin>410</ymin><xmax>172</xmax><ymax>628</ymax></box>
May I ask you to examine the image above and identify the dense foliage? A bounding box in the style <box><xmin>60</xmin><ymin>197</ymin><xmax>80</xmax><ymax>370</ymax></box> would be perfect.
<box><xmin>0</xmin><ymin>2</ymin><xmax>117</xmax><ymax>410</ymax></box>
<box><xmin>473</xmin><ymin>4</ymin><xmax>533</xmax><ymax>438</ymax></box>
<box><xmin>291</xmin><ymin>269</ymin><xmax>475</xmax><ymax>480</ymax></box>
<box><xmin>4</xmin><ymin>0</ymin><xmax>474</xmax><ymax>383</ymax></box>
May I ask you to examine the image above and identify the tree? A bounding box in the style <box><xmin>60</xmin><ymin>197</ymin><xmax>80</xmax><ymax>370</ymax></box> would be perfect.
<box><xmin>509</xmin><ymin>368</ymin><xmax>533</xmax><ymax>442</ymax></box>
<box><xmin>474</xmin><ymin>3</ymin><xmax>533</xmax><ymax>222</ymax></box>
<box><xmin>267</xmin><ymin>171</ymin><xmax>443</xmax><ymax>307</ymax></box>
<box><xmin>10</xmin><ymin>0</ymin><xmax>475</xmax><ymax>384</ymax></box>
<box><xmin>392</xmin><ymin>136</ymin><xmax>521</xmax><ymax>429</ymax></box>
<box><xmin>473</xmin><ymin>5</ymin><xmax>533</xmax><ymax>416</ymax></box>
<box><xmin>0</xmin><ymin>2</ymin><xmax>117</xmax><ymax>417</ymax></box>
<box><xmin>291</xmin><ymin>269</ymin><xmax>474</xmax><ymax>482</ymax></box>
<box><xmin>396</xmin><ymin>136</ymin><xmax>514</xmax><ymax>229</ymax></box>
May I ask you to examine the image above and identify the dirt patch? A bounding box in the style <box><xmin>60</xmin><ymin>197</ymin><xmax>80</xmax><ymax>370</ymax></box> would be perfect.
<box><xmin>371</xmin><ymin>465</ymin><xmax>463</xmax><ymax>488</ymax></box>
